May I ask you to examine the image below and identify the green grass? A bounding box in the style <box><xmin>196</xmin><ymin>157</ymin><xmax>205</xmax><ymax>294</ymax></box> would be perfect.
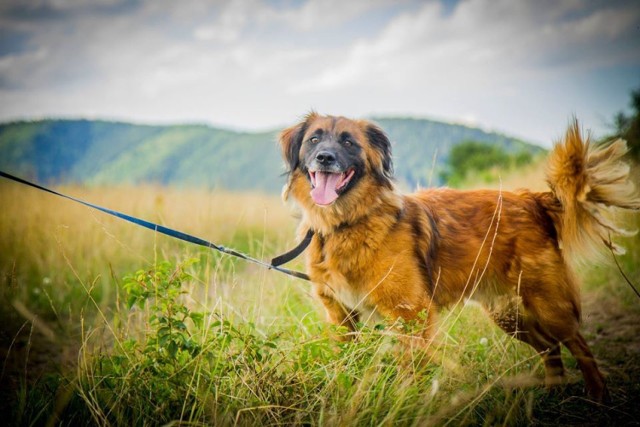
<box><xmin>1</xmin><ymin>180</ymin><xmax>638</xmax><ymax>426</ymax></box>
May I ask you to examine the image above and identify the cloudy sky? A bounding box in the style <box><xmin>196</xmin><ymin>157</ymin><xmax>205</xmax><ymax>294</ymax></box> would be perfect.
<box><xmin>1</xmin><ymin>0</ymin><xmax>639</xmax><ymax>145</ymax></box>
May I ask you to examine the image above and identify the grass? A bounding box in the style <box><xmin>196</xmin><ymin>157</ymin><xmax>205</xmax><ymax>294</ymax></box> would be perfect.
<box><xmin>1</xmin><ymin>169</ymin><xmax>639</xmax><ymax>426</ymax></box>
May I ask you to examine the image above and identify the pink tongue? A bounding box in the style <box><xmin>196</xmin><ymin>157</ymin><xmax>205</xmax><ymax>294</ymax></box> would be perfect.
<box><xmin>311</xmin><ymin>172</ymin><xmax>342</xmax><ymax>205</ymax></box>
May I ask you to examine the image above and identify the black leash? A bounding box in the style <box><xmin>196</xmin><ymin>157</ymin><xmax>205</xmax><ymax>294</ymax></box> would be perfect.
<box><xmin>0</xmin><ymin>170</ymin><xmax>311</xmax><ymax>281</ymax></box>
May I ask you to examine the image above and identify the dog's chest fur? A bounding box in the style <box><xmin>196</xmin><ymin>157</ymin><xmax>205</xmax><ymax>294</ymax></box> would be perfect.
<box><xmin>308</xmin><ymin>220</ymin><xmax>400</xmax><ymax>324</ymax></box>
<box><xmin>311</xmin><ymin>229</ymin><xmax>375</xmax><ymax>284</ymax></box>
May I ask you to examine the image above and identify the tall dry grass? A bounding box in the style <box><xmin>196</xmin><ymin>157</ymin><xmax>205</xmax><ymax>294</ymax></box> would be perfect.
<box><xmin>0</xmin><ymin>182</ymin><xmax>303</xmax><ymax>317</ymax></box>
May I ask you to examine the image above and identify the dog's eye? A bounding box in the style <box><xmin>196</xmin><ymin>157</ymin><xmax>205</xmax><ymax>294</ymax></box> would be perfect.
<box><xmin>343</xmin><ymin>139</ymin><xmax>353</xmax><ymax>147</ymax></box>
<box><xmin>309</xmin><ymin>136</ymin><xmax>319</xmax><ymax>144</ymax></box>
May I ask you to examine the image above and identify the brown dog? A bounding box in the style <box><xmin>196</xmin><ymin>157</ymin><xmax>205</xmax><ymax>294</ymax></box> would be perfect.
<box><xmin>279</xmin><ymin>112</ymin><xmax>639</xmax><ymax>401</ymax></box>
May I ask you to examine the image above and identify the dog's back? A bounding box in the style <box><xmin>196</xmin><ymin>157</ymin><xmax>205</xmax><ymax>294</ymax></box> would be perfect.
<box><xmin>411</xmin><ymin>187</ymin><xmax>568</xmax><ymax>306</ymax></box>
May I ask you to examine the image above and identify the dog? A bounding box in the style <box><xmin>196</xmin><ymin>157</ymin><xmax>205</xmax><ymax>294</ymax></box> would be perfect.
<box><xmin>279</xmin><ymin>112</ymin><xmax>639</xmax><ymax>402</ymax></box>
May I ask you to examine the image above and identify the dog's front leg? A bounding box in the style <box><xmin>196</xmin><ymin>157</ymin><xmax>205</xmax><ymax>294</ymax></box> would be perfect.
<box><xmin>372</xmin><ymin>294</ymin><xmax>438</xmax><ymax>352</ymax></box>
<box><xmin>313</xmin><ymin>283</ymin><xmax>359</xmax><ymax>340</ymax></box>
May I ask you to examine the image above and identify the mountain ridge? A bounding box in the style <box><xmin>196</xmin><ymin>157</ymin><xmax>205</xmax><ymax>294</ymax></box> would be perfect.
<box><xmin>0</xmin><ymin>117</ymin><xmax>544</xmax><ymax>193</ymax></box>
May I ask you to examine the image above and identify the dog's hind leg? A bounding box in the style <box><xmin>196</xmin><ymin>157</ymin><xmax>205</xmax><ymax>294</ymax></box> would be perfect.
<box><xmin>560</xmin><ymin>331</ymin><xmax>609</xmax><ymax>402</ymax></box>
<box><xmin>519</xmin><ymin>279</ymin><xmax>609</xmax><ymax>402</ymax></box>
<box><xmin>485</xmin><ymin>295</ymin><xmax>565</xmax><ymax>387</ymax></box>
<box><xmin>530</xmin><ymin>312</ymin><xmax>608</xmax><ymax>401</ymax></box>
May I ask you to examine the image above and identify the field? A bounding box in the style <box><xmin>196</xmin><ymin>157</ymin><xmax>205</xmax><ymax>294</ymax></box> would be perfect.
<box><xmin>1</xmin><ymin>164</ymin><xmax>639</xmax><ymax>426</ymax></box>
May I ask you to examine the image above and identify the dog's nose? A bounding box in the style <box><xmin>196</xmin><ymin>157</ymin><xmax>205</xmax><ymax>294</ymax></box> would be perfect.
<box><xmin>315</xmin><ymin>151</ymin><xmax>336</xmax><ymax>165</ymax></box>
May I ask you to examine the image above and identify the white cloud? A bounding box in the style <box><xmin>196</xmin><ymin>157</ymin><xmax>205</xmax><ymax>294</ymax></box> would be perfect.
<box><xmin>279</xmin><ymin>0</ymin><xmax>395</xmax><ymax>31</ymax></box>
<box><xmin>193</xmin><ymin>0</ymin><xmax>256</xmax><ymax>43</ymax></box>
<box><xmin>283</xmin><ymin>0</ymin><xmax>640</xmax><ymax>142</ymax></box>
<box><xmin>0</xmin><ymin>0</ymin><xmax>638</xmax><ymax>143</ymax></box>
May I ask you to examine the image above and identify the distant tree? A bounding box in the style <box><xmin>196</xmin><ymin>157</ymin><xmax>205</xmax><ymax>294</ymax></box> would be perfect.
<box><xmin>611</xmin><ymin>88</ymin><xmax>640</xmax><ymax>160</ymax></box>
<box><xmin>449</xmin><ymin>140</ymin><xmax>510</xmax><ymax>174</ymax></box>
<box><xmin>440</xmin><ymin>140</ymin><xmax>535</xmax><ymax>187</ymax></box>
<box><xmin>441</xmin><ymin>141</ymin><xmax>508</xmax><ymax>186</ymax></box>
<box><xmin>513</xmin><ymin>150</ymin><xmax>533</xmax><ymax>167</ymax></box>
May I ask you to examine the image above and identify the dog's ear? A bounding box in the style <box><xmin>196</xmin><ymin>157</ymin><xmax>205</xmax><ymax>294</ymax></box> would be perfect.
<box><xmin>365</xmin><ymin>123</ymin><xmax>394</xmax><ymax>184</ymax></box>
<box><xmin>279</xmin><ymin>112</ymin><xmax>316</xmax><ymax>173</ymax></box>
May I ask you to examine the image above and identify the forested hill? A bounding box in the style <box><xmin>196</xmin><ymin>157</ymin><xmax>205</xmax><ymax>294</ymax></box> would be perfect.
<box><xmin>0</xmin><ymin>118</ymin><xmax>543</xmax><ymax>193</ymax></box>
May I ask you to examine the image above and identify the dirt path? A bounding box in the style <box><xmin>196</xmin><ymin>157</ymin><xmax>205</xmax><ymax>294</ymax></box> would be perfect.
<box><xmin>531</xmin><ymin>287</ymin><xmax>640</xmax><ymax>426</ymax></box>
<box><xmin>582</xmin><ymin>292</ymin><xmax>640</xmax><ymax>424</ymax></box>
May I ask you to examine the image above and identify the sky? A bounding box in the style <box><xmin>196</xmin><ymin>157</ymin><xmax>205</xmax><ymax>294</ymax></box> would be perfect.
<box><xmin>0</xmin><ymin>0</ymin><xmax>639</xmax><ymax>146</ymax></box>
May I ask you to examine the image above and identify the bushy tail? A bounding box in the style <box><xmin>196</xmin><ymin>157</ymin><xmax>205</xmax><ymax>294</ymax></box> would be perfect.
<box><xmin>545</xmin><ymin>118</ymin><xmax>640</xmax><ymax>264</ymax></box>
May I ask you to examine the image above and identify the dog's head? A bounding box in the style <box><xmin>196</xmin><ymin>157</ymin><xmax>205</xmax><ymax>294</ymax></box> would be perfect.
<box><xmin>280</xmin><ymin>112</ymin><xmax>394</xmax><ymax>206</ymax></box>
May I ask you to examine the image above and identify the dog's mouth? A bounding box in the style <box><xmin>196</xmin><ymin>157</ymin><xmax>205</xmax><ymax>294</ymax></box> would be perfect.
<box><xmin>309</xmin><ymin>169</ymin><xmax>355</xmax><ymax>206</ymax></box>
